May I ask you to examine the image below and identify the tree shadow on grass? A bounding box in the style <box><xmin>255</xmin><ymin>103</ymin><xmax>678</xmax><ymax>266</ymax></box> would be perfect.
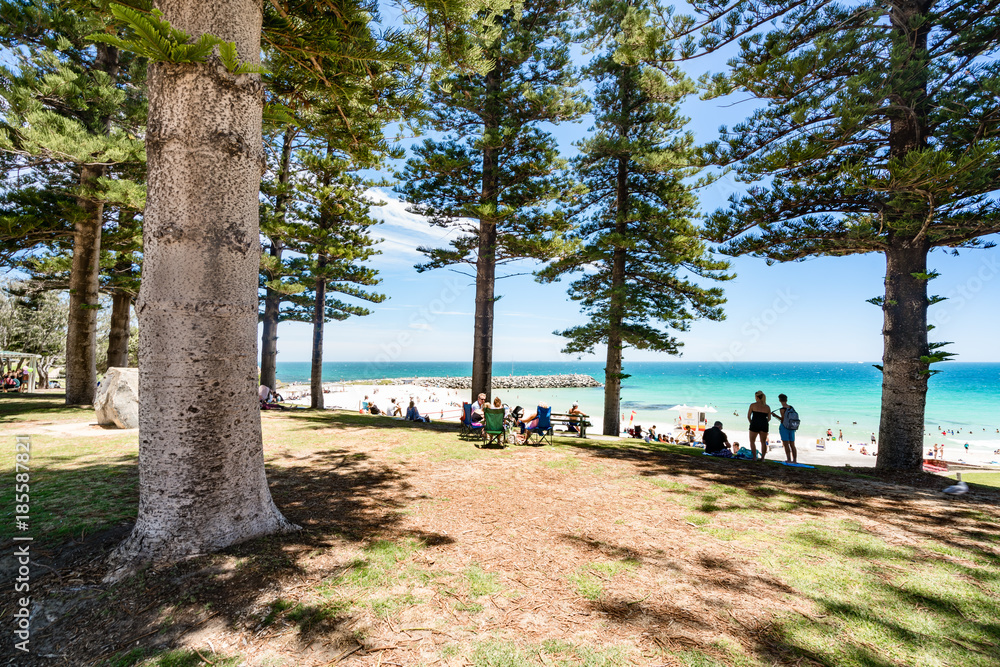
<box><xmin>268</xmin><ymin>407</ymin><xmax>465</xmax><ymax>435</ymax></box>
<box><xmin>550</xmin><ymin>441</ymin><xmax>1000</xmax><ymax>667</ymax></box>
<box><xmin>0</xmin><ymin>391</ymin><xmax>93</xmax><ymax>421</ymax></box>
<box><xmin>0</xmin><ymin>443</ymin><xmax>452</xmax><ymax>666</ymax></box>
<box><xmin>553</xmin><ymin>436</ymin><xmax>1000</xmax><ymax>558</ymax></box>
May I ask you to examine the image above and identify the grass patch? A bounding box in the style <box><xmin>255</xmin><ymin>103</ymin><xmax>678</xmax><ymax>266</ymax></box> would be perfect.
<box><xmin>105</xmin><ymin>648</ymin><xmax>242</xmax><ymax>667</ymax></box>
<box><xmin>768</xmin><ymin>519</ymin><xmax>1000</xmax><ymax>666</ymax></box>
<box><xmin>569</xmin><ymin>558</ymin><xmax>638</xmax><ymax>600</ymax></box>
<box><xmin>0</xmin><ymin>434</ymin><xmax>138</xmax><ymax>544</ymax></box>
<box><xmin>470</xmin><ymin>640</ymin><xmax>533</xmax><ymax>667</ymax></box>
<box><xmin>464</xmin><ymin>563</ymin><xmax>502</xmax><ymax>597</ymax></box>
<box><xmin>649</xmin><ymin>478</ymin><xmax>689</xmax><ymax>492</ymax></box>
<box><xmin>950</xmin><ymin>472</ymin><xmax>1000</xmax><ymax>488</ymax></box>
<box><xmin>541</xmin><ymin>639</ymin><xmax>632</xmax><ymax>666</ymax></box>
<box><xmin>0</xmin><ymin>392</ymin><xmax>95</xmax><ymax>423</ymax></box>
<box><xmin>543</xmin><ymin>456</ymin><xmax>581</xmax><ymax>470</ymax></box>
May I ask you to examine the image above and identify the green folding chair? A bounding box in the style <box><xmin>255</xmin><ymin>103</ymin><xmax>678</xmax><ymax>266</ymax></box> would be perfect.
<box><xmin>482</xmin><ymin>407</ymin><xmax>506</xmax><ymax>448</ymax></box>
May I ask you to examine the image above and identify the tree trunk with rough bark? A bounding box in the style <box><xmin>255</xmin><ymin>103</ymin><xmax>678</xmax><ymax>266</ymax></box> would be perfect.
<box><xmin>107</xmin><ymin>290</ymin><xmax>132</xmax><ymax>368</ymax></box>
<box><xmin>310</xmin><ymin>257</ymin><xmax>326</xmax><ymax>410</ymax></box>
<box><xmin>876</xmin><ymin>240</ymin><xmax>931</xmax><ymax>470</ymax></box>
<box><xmin>65</xmin><ymin>43</ymin><xmax>118</xmax><ymax>405</ymax></box>
<box><xmin>471</xmin><ymin>67</ymin><xmax>500</xmax><ymax>404</ymax></box>
<box><xmin>108</xmin><ymin>0</ymin><xmax>295</xmax><ymax>576</ymax></box>
<box><xmin>603</xmin><ymin>155</ymin><xmax>629</xmax><ymax>437</ymax></box>
<box><xmin>65</xmin><ymin>163</ymin><xmax>103</xmax><ymax>404</ymax></box>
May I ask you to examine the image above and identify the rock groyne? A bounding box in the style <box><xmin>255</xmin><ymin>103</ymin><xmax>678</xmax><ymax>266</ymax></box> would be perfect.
<box><xmin>386</xmin><ymin>374</ymin><xmax>602</xmax><ymax>390</ymax></box>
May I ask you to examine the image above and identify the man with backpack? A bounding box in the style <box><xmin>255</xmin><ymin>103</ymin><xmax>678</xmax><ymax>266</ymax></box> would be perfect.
<box><xmin>773</xmin><ymin>393</ymin><xmax>800</xmax><ymax>463</ymax></box>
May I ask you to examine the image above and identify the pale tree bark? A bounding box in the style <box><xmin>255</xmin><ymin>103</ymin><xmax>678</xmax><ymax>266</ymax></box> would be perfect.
<box><xmin>108</xmin><ymin>0</ymin><xmax>295</xmax><ymax>576</ymax></box>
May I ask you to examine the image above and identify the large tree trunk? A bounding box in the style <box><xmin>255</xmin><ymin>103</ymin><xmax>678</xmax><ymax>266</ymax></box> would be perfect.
<box><xmin>64</xmin><ymin>164</ymin><xmax>103</xmax><ymax>405</ymax></box>
<box><xmin>603</xmin><ymin>154</ymin><xmax>629</xmax><ymax>437</ymax></box>
<box><xmin>259</xmin><ymin>247</ymin><xmax>282</xmax><ymax>392</ymax></box>
<box><xmin>259</xmin><ymin>128</ymin><xmax>295</xmax><ymax>393</ymax></box>
<box><xmin>310</xmin><ymin>257</ymin><xmax>326</xmax><ymax>410</ymax></box>
<box><xmin>107</xmin><ymin>287</ymin><xmax>132</xmax><ymax>368</ymax></box>
<box><xmin>65</xmin><ymin>43</ymin><xmax>119</xmax><ymax>405</ymax></box>
<box><xmin>109</xmin><ymin>0</ymin><xmax>295</xmax><ymax>576</ymax></box>
<box><xmin>876</xmin><ymin>240</ymin><xmax>930</xmax><ymax>471</ymax></box>
<box><xmin>471</xmin><ymin>67</ymin><xmax>500</xmax><ymax>404</ymax></box>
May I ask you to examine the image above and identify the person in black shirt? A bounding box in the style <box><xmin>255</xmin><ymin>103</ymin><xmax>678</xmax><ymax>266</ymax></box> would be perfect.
<box><xmin>703</xmin><ymin>421</ymin><xmax>731</xmax><ymax>454</ymax></box>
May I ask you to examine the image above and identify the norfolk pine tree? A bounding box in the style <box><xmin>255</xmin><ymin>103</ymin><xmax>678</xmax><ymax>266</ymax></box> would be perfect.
<box><xmin>257</xmin><ymin>7</ymin><xmax>413</xmax><ymax>394</ymax></box>
<box><xmin>398</xmin><ymin>0</ymin><xmax>587</xmax><ymax>402</ymax></box>
<box><xmin>0</xmin><ymin>0</ymin><xmax>145</xmax><ymax>404</ymax></box>
<box><xmin>285</xmin><ymin>150</ymin><xmax>385</xmax><ymax>409</ymax></box>
<box><xmin>669</xmin><ymin>0</ymin><xmax>1000</xmax><ymax>470</ymax></box>
<box><xmin>539</xmin><ymin>0</ymin><xmax>730</xmax><ymax>436</ymax></box>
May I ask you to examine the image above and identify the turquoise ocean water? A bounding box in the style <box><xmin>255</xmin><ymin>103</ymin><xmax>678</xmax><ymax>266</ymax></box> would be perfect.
<box><xmin>275</xmin><ymin>361</ymin><xmax>1000</xmax><ymax>460</ymax></box>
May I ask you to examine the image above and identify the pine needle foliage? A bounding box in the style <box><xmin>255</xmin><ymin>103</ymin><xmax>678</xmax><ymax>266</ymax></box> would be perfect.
<box><xmin>539</xmin><ymin>0</ymin><xmax>731</xmax><ymax>435</ymax></box>
<box><xmin>396</xmin><ymin>0</ymin><xmax>588</xmax><ymax>399</ymax></box>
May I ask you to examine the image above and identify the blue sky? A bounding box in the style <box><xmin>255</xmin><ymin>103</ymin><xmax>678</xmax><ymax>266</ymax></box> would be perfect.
<box><xmin>267</xmin><ymin>17</ymin><xmax>1000</xmax><ymax>365</ymax></box>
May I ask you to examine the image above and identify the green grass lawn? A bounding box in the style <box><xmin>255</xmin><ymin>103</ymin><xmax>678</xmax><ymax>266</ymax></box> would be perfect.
<box><xmin>2</xmin><ymin>397</ymin><xmax>999</xmax><ymax>667</ymax></box>
<box><xmin>951</xmin><ymin>471</ymin><xmax>1000</xmax><ymax>488</ymax></box>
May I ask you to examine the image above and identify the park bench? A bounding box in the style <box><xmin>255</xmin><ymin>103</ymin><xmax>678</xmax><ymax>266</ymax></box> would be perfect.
<box><xmin>548</xmin><ymin>412</ymin><xmax>591</xmax><ymax>438</ymax></box>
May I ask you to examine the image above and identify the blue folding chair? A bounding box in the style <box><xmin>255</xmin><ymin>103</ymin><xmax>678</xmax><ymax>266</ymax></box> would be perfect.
<box><xmin>522</xmin><ymin>405</ymin><xmax>553</xmax><ymax>446</ymax></box>
<box><xmin>460</xmin><ymin>402</ymin><xmax>483</xmax><ymax>438</ymax></box>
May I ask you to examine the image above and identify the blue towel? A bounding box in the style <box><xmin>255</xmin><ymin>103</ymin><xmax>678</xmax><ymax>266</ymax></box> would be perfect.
<box><xmin>780</xmin><ymin>462</ymin><xmax>815</xmax><ymax>468</ymax></box>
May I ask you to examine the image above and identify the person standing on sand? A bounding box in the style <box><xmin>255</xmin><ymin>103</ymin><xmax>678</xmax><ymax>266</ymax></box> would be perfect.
<box><xmin>747</xmin><ymin>390</ymin><xmax>771</xmax><ymax>461</ymax></box>
<box><xmin>838</xmin><ymin>429</ymin><xmax>843</xmax><ymax>441</ymax></box>
<box><xmin>772</xmin><ymin>393</ymin><xmax>797</xmax><ymax>463</ymax></box>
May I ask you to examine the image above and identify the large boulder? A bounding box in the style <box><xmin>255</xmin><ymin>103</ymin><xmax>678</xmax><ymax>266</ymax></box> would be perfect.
<box><xmin>95</xmin><ymin>367</ymin><xmax>139</xmax><ymax>429</ymax></box>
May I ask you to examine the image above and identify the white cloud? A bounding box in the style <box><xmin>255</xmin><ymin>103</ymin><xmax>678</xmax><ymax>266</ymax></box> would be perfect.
<box><xmin>365</xmin><ymin>188</ymin><xmax>474</xmax><ymax>266</ymax></box>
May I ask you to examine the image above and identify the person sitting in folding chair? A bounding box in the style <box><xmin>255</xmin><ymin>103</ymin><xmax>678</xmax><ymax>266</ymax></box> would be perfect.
<box><xmin>482</xmin><ymin>406</ymin><xmax>506</xmax><ymax>448</ymax></box>
<box><xmin>519</xmin><ymin>403</ymin><xmax>553</xmax><ymax>446</ymax></box>
<box><xmin>460</xmin><ymin>402</ymin><xmax>483</xmax><ymax>437</ymax></box>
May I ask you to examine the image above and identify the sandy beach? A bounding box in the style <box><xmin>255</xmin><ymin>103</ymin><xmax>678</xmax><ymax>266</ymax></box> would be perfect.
<box><xmin>275</xmin><ymin>380</ymin><xmax>1000</xmax><ymax>471</ymax></box>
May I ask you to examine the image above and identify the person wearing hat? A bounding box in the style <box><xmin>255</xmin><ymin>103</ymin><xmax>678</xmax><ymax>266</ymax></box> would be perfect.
<box><xmin>567</xmin><ymin>401</ymin><xmax>584</xmax><ymax>433</ymax></box>
<box><xmin>702</xmin><ymin>421</ymin><xmax>732</xmax><ymax>455</ymax></box>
